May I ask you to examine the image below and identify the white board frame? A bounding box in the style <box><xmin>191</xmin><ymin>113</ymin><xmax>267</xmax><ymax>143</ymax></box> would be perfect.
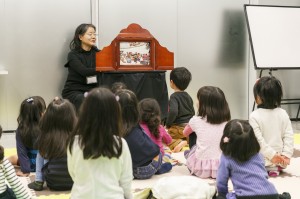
<box><xmin>245</xmin><ymin>4</ymin><xmax>300</xmax><ymax>69</ymax></box>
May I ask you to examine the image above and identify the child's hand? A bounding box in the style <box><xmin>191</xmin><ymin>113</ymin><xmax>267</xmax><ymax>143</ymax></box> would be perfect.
<box><xmin>270</xmin><ymin>154</ymin><xmax>285</xmax><ymax>165</ymax></box>
<box><xmin>16</xmin><ymin>170</ymin><xmax>30</xmax><ymax>177</ymax></box>
<box><xmin>281</xmin><ymin>155</ymin><xmax>290</xmax><ymax>165</ymax></box>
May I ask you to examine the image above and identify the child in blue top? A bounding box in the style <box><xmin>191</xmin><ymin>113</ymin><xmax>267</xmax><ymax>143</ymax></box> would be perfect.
<box><xmin>8</xmin><ymin>96</ymin><xmax>46</xmax><ymax>177</ymax></box>
<box><xmin>217</xmin><ymin>119</ymin><xmax>290</xmax><ymax>199</ymax></box>
<box><xmin>117</xmin><ymin>89</ymin><xmax>172</xmax><ymax>179</ymax></box>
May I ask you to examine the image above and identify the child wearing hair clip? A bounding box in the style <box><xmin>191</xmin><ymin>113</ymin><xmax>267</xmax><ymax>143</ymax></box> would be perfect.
<box><xmin>216</xmin><ymin>120</ymin><xmax>290</xmax><ymax>199</ymax></box>
<box><xmin>8</xmin><ymin>96</ymin><xmax>46</xmax><ymax>177</ymax></box>
<box><xmin>249</xmin><ymin>76</ymin><xmax>294</xmax><ymax>177</ymax></box>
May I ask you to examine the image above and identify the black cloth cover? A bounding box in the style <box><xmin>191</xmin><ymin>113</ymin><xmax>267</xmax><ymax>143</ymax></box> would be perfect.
<box><xmin>98</xmin><ymin>71</ymin><xmax>169</xmax><ymax>120</ymax></box>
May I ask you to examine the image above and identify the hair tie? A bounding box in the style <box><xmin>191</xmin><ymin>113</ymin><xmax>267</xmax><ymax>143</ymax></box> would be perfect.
<box><xmin>115</xmin><ymin>95</ymin><xmax>120</xmax><ymax>101</ymax></box>
<box><xmin>223</xmin><ymin>137</ymin><xmax>229</xmax><ymax>143</ymax></box>
<box><xmin>53</xmin><ymin>96</ymin><xmax>60</xmax><ymax>101</ymax></box>
<box><xmin>26</xmin><ymin>98</ymin><xmax>33</xmax><ymax>103</ymax></box>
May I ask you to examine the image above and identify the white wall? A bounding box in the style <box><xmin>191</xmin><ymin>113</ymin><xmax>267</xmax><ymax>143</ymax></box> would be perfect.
<box><xmin>1</xmin><ymin>0</ymin><xmax>299</xmax><ymax>130</ymax></box>
<box><xmin>95</xmin><ymin>0</ymin><xmax>250</xmax><ymax>121</ymax></box>
<box><xmin>247</xmin><ymin>0</ymin><xmax>300</xmax><ymax>119</ymax></box>
<box><xmin>0</xmin><ymin>0</ymin><xmax>92</xmax><ymax>130</ymax></box>
<box><xmin>177</xmin><ymin>1</ymin><xmax>249</xmax><ymax>119</ymax></box>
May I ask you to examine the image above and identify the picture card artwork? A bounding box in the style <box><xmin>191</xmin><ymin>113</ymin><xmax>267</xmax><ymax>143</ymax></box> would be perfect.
<box><xmin>120</xmin><ymin>42</ymin><xmax>150</xmax><ymax>66</ymax></box>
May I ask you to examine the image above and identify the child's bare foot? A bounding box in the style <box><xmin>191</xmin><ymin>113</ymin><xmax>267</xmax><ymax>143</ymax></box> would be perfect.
<box><xmin>16</xmin><ymin>170</ymin><xmax>29</xmax><ymax>177</ymax></box>
<box><xmin>172</xmin><ymin>141</ymin><xmax>187</xmax><ymax>153</ymax></box>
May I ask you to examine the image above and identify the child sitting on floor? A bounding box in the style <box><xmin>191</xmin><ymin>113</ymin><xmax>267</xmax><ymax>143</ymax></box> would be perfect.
<box><xmin>9</xmin><ymin>96</ymin><xmax>46</xmax><ymax>177</ymax></box>
<box><xmin>117</xmin><ymin>89</ymin><xmax>172</xmax><ymax>179</ymax></box>
<box><xmin>184</xmin><ymin>86</ymin><xmax>230</xmax><ymax>178</ymax></box>
<box><xmin>68</xmin><ymin>88</ymin><xmax>133</xmax><ymax>199</ymax></box>
<box><xmin>0</xmin><ymin>125</ymin><xmax>32</xmax><ymax>199</ymax></box>
<box><xmin>28</xmin><ymin>97</ymin><xmax>75</xmax><ymax>191</ymax></box>
<box><xmin>217</xmin><ymin>119</ymin><xmax>290</xmax><ymax>199</ymax></box>
<box><xmin>138</xmin><ymin>98</ymin><xmax>172</xmax><ymax>156</ymax></box>
<box><xmin>249</xmin><ymin>76</ymin><xmax>294</xmax><ymax>177</ymax></box>
<box><xmin>165</xmin><ymin>67</ymin><xmax>195</xmax><ymax>152</ymax></box>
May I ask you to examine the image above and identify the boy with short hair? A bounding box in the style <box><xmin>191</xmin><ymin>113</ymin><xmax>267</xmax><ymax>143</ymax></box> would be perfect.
<box><xmin>166</xmin><ymin>67</ymin><xmax>195</xmax><ymax>152</ymax></box>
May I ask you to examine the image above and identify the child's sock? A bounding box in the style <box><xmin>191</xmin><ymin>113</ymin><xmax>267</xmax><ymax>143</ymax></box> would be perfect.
<box><xmin>277</xmin><ymin>166</ymin><xmax>284</xmax><ymax>172</ymax></box>
<box><xmin>268</xmin><ymin>170</ymin><xmax>280</xmax><ymax>177</ymax></box>
<box><xmin>156</xmin><ymin>162</ymin><xmax>172</xmax><ymax>174</ymax></box>
<box><xmin>28</xmin><ymin>181</ymin><xmax>44</xmax><ymax>191</ymax></box>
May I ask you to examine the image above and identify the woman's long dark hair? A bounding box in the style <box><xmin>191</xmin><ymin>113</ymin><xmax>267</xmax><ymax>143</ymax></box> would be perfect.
<box><xmin>69</xmin><ymin>88</ymin><xmax>123</xmax><ymax>159</ymax></box>
<box><xmin>70</xmin><ymin>23</ymin><xmax>96</xmax><ymax>50</ymax></box>
<box><xmin>17</xmin><ymin>96</ymin><xmax>46</xmax><ymax>149</ymax></box>
<box><xmin>38</xmin><ymin>97</ymin><xmax>77</xmax><ymax>159</ymax></box>
<box><xmin>138</xmin><ymin>98</ymin><xmax>161</xmax><ymax>138</ymax></box>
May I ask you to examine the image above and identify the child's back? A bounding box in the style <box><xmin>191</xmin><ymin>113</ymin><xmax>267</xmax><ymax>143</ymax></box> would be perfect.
<box><xmin>12</xmin><ymin>96</ymin><xmax>46</xmax><ymax>176</ymax></box>
<box><xmin>249</xmin><ymin>76</ymin><xmax>293</xmax><ymax>176</ymax></box>
<box><xmin>69</xmin><ymin>136</ymin><xmax>132</xmax><ymax>198</ymax></box>
<box><xmin>68</xmin><ymin>88</ymin><xmax>133</xmax><ymax>199</ymax></box>
<box><xmin>124</xmin><ymin>125</ymin><xmax>160</xmax><ymax>169</ymax></box>
<box><xmin>218</xmin><ymin>153</ymin><xmax>278</xmax><ymax>197</ymax></box>
<box><xmin>117</xmin><ymin>89</ymin><xmax>172</xmax><ymax>179</ymax></box>
<box><xmin>166</xmin><ymin>91</ymin><xmax>194</xmax><ymax>127</ymax></box>
<box><xmin>166</xmin><ymin>67</ymin><xmax>195</xmax><ymax>152</ymax></box>
<box><xmin>138</xmin><ymin>98</ymin><xmax>172</xmax><ymax>155</ymax></box>
<box><xmin>217</xmin><ymin>120</ymin><xmax>281</xmax><ymax>199</ymax></box>
<box><xmin>184</xmin><ymin>86</ymin><xmax>230</xmax><ymax>178</ymax></box>
<box><xmin>29</xmin><ymin>97</ymin><xmax>75</xmax><ymax>191</ymax></box>
<box><xmin>0</xmin><ymin>125</ymin><xmax>32</xmax><ymax>198</ymax></box>
<box><xmin>250</xmin><ymin>108</ymin><xmax>293</xmax><ymax>161</ymax></box>
<box><xmin>185</xmin><ymin>116</ymin><xmax>226</xmax><ymax>159</ymax></box>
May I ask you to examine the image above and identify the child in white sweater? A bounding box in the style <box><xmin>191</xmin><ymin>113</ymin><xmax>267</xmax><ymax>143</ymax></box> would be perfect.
<box><xmin>249</xmin><ymin>76</ymin><xmax>294</xmax><ymax>177</ymax></box>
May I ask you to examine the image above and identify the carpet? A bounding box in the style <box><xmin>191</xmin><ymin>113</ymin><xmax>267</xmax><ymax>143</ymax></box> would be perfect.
<box><xmin>4</xmin><ymin>134</ymin><xmax>300</xmax><ymax>199</ymax></box>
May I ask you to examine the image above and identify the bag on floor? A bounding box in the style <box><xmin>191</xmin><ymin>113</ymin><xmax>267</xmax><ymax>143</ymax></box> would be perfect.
<box><xmin>151</xmin><ymin>176</ymin><xmax>216</xmax><ymax>199</ymax></box>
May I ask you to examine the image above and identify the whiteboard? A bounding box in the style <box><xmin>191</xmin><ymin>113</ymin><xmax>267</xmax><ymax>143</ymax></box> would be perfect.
<box><xmin>245</xmin><ymin>5</ymin><xmax>300</xmax><ymax>69</ymax></box>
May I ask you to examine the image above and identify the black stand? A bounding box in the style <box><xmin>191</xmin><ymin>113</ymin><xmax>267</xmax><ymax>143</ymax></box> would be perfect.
<box><xmin>252</xmin><ymin>69</ymin><xmax>300</xmax><ymax>121</ymax></box>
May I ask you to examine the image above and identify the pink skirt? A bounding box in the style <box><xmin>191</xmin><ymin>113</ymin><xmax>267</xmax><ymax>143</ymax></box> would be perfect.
<box><xmin>185</xmin><ymin>145</ymin><xmax>220</xmax><ymax>178</ymax></box>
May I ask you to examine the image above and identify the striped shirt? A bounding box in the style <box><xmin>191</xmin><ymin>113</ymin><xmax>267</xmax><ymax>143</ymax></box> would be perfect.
<box><xmin>0</xmin><ymin>158</ymin><xmax>32</xmax><ymax>199</ymax></box>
